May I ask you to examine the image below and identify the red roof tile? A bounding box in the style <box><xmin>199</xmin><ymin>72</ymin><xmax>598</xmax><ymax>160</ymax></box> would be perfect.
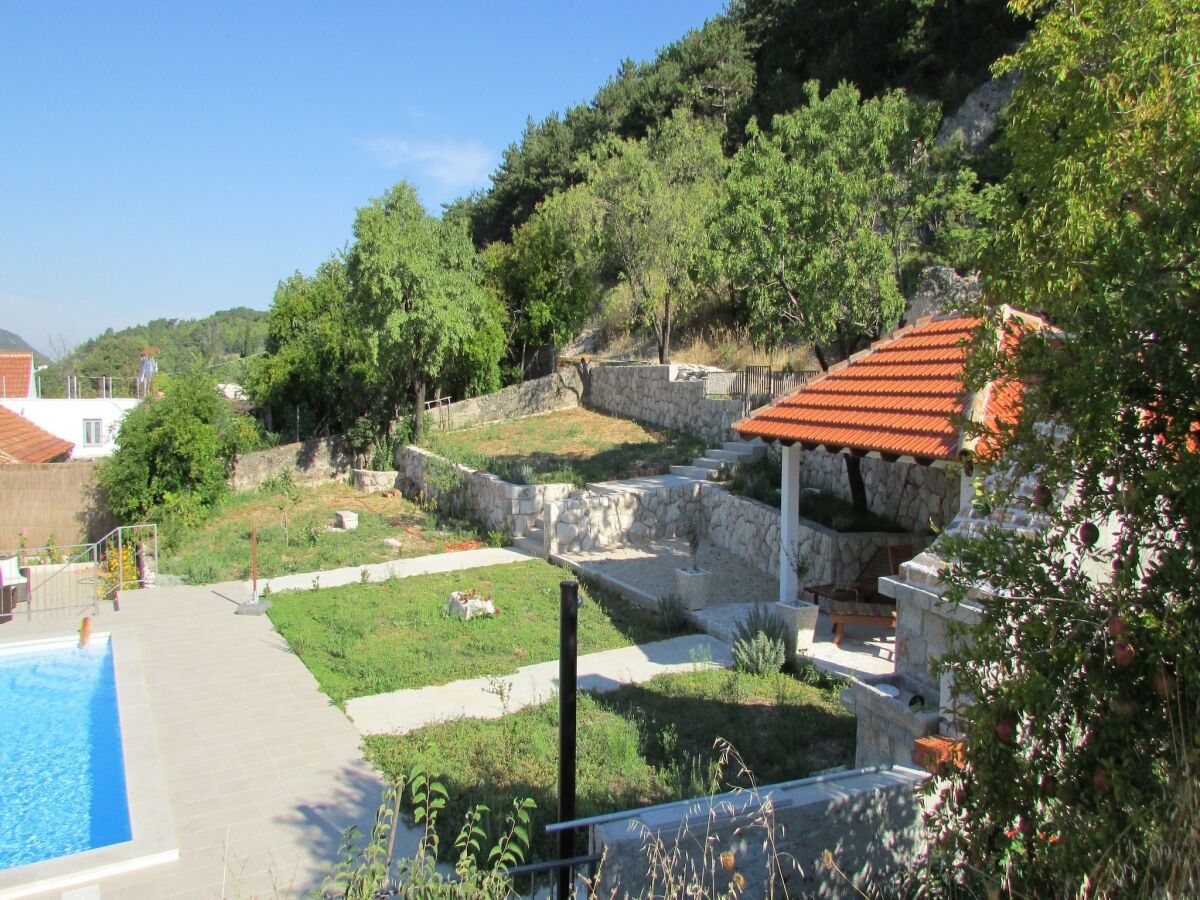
<box><xmin>733</xmin><ymin>313</ymin><xmax>1042</xmax><ymax>463</ymax></box>
<box><xmin>0</xmin><ymin>406</ymin><xmax>73</xmax><ymax>463</ymax></box>
<box><xmin>0</xmin><ymin>352</ymin><xmax>33</xmax><ymax>399</ymax></box>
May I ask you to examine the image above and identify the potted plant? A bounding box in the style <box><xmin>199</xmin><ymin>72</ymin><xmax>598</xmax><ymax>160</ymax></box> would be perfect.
<box><xmin>775</xmin><ymin>542</ymin><xmax>820</xmax><ymax>653</ymax></box>
<box><xmin>675</xmin><ymin>515</ymin><xmax>710</xmax><ymax>611</ymax></box>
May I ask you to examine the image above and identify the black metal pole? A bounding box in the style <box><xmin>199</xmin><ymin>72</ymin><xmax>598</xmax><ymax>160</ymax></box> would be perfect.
<box><xmin>558</xmin><ymin>580</ymin><xmax>579</xmax><ymax>899</ymax></box>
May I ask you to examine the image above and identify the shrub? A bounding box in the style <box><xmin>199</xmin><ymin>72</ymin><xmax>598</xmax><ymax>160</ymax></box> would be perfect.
<box><xmin>657</xmin><ymin>593</ymin><xmax>689</xmax><ymax>634</ymax></box>
<box><xmin>733</xmin><ymin>603</ymin><xmax>791</xmax><ymax>657</ymax></box>
<box><xmin>731</xmin><ymin>631</ymin><xmax>786</xmax><ymax>676</ymax></box>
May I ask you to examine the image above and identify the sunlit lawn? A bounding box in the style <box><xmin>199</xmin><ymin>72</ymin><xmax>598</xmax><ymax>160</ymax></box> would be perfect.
<box><xmin>267</xmin><ymin>560</ymin><xmax>668</xmax><ymax>703</ymax></box>
<box><xmin>422</xmin><ymin>407</ymin><xmax>706</xmax><ymax>486</ymax></box>
<box><xmin>366</xmin><ymin>667</ymin><xmax>855</xmax><ymax>858</ymax></box>
<box><xmin>160</xmin><ymin>482</ymin><xmax>481</xmax><ymax>584</ymax></box>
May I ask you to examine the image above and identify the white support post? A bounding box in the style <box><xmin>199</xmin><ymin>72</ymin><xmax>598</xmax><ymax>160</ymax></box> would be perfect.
<box><xmin>779</xmin><ymin>443</ymin><xmax>802</xmax><ymax>605</ymax></box>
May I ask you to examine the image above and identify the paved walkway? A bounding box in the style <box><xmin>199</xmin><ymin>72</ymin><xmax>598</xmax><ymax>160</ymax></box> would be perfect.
<box><xmin>346</xmin><ymin>634</ymin><xmax>732</xmax><ymax>736</ymax></box>
<box><xmin>1</xmin><ymin>583</ymin><xmax>420</xmax><ymax>900</ymax></box>
<box><xmin>251</xmin><ymin>546</ymin><xmax>535</xmax><ymax>595</ymax></box>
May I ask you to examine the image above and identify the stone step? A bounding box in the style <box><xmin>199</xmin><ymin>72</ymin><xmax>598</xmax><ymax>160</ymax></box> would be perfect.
<box><xmin>722</xmin><ymin>440</ymin><xmax>767</xmax><ymax>459</ymax></box>
<box><xmin>691</xmin><ymin>457</ymin><xmax>726</xmax><ymax>472</ymax></box>
<box><xmin>704</xmin><ymin>448</ymin><xmax>754</xmax><ymax>464</ymax></box>
<box><xmin>669</xmin><ymin>464</ymin><xmax>722</xmax><ymax>481</ymax></box>
<box><xmin>512</xmin><ymin>533</ymin><xmax>547</xmax><ymax>557</ymax></box>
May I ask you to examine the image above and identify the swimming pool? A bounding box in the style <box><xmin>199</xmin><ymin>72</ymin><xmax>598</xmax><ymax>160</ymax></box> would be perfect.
<box><xmin>0</xmin><ymin>635</ymin><xmax>132</xmax><ymax>870</ymax></box>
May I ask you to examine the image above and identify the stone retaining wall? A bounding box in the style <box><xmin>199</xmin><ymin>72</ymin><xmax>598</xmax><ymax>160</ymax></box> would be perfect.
<box><xmin>351</xmin><ymin>468</ymin><xmax>399</xmax><ymax>494</ymax></box>
<box><xmin>549</xmin><ymin>480</ymin><xmax>922</xmax><ymax>587</ymax></box>
<box><xmin>395</xmin><ymin>446</ymin><xmax>573</xmax><ymax>536</ymax></box>
<box><xmin>230</xmin><ymin>436</ymin><xmax>353</xmax><ymax>492</ymax></box>
<box><xmin>589</xmin><ymin>364</ymin><xmax>743</xmax><ymax>443</ymax></box>
<box><xmin>434</xmin><ymin>366</ymin><xmax>584</xmax><ymax>431</ymax></box>
<box><xmin>799</xmin><ymin>451</ymin><xmax>961</xmax><ymax>533</ymax></box>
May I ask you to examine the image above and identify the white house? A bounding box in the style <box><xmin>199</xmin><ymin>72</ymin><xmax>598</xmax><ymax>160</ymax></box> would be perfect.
<box><xmin>0</xmin><ymin>397</ymin><xmax>141</xmax><ymax>459</ymax></box>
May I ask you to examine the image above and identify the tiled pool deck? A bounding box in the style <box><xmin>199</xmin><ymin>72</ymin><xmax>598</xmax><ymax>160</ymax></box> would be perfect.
<box><xmin>2</xmin><ymin>581</ymin><xmax>417</xmax><ymax>899</ymax></box>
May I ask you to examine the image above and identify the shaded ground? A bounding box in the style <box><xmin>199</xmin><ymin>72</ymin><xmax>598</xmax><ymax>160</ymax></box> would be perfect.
<box><xmin>423</xmin><ymin>407</ymin><xmax>706</xmax><ymax>486</ymax></box>
<box><xmin>365</xmin><ymin>667</ymin><xmax>855</xmax><ymax>859</ymax></box>
<box><xmin>161</xmin><ymin>482</ymin><xmax>480</xmax><ymax>584</ymax></box>
<box><xmin>267</xmin><ymin>560</ymin><xmax>669</xmax><ymax>704</ymax></box>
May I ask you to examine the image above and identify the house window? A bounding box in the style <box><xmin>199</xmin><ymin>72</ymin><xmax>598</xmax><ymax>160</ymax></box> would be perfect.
<box><xmin>83</xmin><ymin>419</ymin><xmax>104</xmax><ymax>446</ymax></box>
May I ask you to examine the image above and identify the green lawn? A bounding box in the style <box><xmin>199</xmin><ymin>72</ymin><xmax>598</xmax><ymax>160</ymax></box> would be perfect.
<box><xmin>266</xmin><ymin>561</ymin><xmax>668</xmax><ymax>703</ymax></box>
<box><xmin>366</xmin><ymin>667</ymin><xmax>855</xmax><ymax>858</ymax></box>
<box><xmin>160</xmin><ymin>482</ymin><xmax>483</xmax><ymax>584</ymax></box>
<box><xmin>422</xmin><ymin>407</ymin><xmax>707</xmax><ymax>487</ymax></box>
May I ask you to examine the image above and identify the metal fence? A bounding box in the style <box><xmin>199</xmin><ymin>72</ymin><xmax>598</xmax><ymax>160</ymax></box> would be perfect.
<box><xmin>704</xmin><ymin>366</ymin><xmax>821</xmax><ymax>416</ymax></box>
<box><xmin>0</xmin><ymin>524</ymin><xmax>158</xmax><ymax>623</ymax></box>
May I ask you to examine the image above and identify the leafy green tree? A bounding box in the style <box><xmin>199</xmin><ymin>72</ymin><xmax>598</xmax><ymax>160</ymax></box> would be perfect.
<box><xmin>98</xmin><ymin>371</ymin><xmax>259</xmax><ymax>527</ymax></box>
<box><xmin>587</xmin><ymin>111</ymin><xmax>726</xmax><ymax>363</ymax></box>
<box><xmin>719</xmin><ymin>80</ymin><xmax>974</xmax><ymax>369</ymax></box>
<box><xmin>348</xmin><ymin>182</ymin><xmax>501</xmax><ymax>442</ymax></box>
<box><xmin>245</xmin><ymin>256</ymin><xmax>373</xmax><ymax>437</ymax></box>
<box><xmin>921</xmin><ymin>0</ymin><xmax>1200</xmax><ymax>894</ymax></box>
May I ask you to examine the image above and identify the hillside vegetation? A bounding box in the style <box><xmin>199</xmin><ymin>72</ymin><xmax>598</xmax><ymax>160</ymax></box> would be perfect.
<box><xmin>39</xmin><ymin>307</ymin><xmax>267</xmax><ymax>398</ymax></box>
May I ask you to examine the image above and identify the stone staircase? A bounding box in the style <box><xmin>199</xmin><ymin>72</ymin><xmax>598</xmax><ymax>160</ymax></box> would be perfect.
<box><xmin>513</xmin><ymin>523</ymin><xmax>546</xmax><ymax>557</ymax></box>
<box><xmin>669</xmin><ymin>439</ymin><xmax>766</xmax><ymax>481</ymax></box>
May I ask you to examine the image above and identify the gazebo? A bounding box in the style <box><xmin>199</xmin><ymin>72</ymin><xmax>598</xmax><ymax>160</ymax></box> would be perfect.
<box><xmin>733</xmin><ymin>309</ymin><xmax>1043</xmax><ymax>606</ymax></box>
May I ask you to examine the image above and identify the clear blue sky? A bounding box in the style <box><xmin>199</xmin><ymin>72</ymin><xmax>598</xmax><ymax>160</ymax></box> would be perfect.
<box><xmin>0</xmin><ymin>1</ymin><xmax>728</xmax><ymax>357</ymax></box>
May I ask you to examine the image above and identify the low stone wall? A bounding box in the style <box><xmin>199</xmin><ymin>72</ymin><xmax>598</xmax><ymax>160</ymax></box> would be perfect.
<box><xmin>549</xmin><ymin>480</ymin><xmax>921</xmax><ymax>587</ymax></box>
<box><xmin>799</xmin><ymin>451</ymin><xmax>961</xmax><ymax>533</ymax></box>
<box><xmin>592</xmin><ymin>765</ymin><xmax>930</xmax><ymax>898</ymax></box>
<box><xmin>351</xmin><ymin>468</ymin><xmax>399</xmax><ymax>493</ymax></box>
<box><xmin>230</xmin><ymin>436</ymin><xmax>353</xmax><ymax>492</ymax></box>
<box><xmin>0</xmin><ymin>461</ymin><xmax>112</xmax><ymax>549</ymax></box>
<box><xmin>434</xmin><ymin>366</ymin><xmax>584</xmax><ymax>431</ymax></box>
<box><xmin>589</xmin><ymin>364</ymin><xmax>744</xmax><ymax>444</ymax></box>
<box><xmin>395</xmin><ymin>446</ymin><xmax>573</xmax><ymax>535</ymax></box>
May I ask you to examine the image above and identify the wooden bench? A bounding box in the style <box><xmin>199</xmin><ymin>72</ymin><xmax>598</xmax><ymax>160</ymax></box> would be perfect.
<box><xmin>806</xmin><ymin>543</ymin><xmax>912</xmax><ymax>646</ymax></box>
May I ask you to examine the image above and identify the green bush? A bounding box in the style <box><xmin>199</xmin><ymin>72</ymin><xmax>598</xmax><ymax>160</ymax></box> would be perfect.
<box><xmin>657</xmin><ymin>593</ymin><xmax>689</xmax><ymax>634</ymax></box>
<box><xmin>731</xmin><ymin>631</ymin><xmax>786</xmax><ymax>676</ymax></box>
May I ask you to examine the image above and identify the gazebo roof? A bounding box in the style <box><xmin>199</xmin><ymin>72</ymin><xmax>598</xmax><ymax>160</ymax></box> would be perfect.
<box><xmin>733</xmin><ymin>310</ymin><xmax>1043</xmax><ymax>465</ymax></box>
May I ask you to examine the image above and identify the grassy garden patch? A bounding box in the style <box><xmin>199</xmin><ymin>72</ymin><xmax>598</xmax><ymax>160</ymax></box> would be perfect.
<box><xmin>267</xmin><ymin>561</ymin><xmax>667</xmax><ymax>703</ymax></box>
<box><xmin>365</xmin><ymin>667</ymin><xmax>855</xmax><ymax>858</ymax></box>
<box><xmin>421</xmin><ymin>407</ymin><xmax>706</xmax><ymax>487</ymax></box>
<box><xmin>160</xmin><ymin>481</ymin><xmax>482</xmax><ymax>585</ymax></box>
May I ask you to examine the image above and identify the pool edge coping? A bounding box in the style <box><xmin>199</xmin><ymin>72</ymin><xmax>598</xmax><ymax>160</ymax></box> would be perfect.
<box><xmin>0</xmin><ymin>630</ymin><xmax>180</xmax><ymax>899</ymax></box>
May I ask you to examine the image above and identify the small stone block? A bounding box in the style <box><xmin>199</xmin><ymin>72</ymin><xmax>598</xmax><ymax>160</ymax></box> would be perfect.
<box><xmin>335</xmin><ymin>510</ymin><xmax>359</xmax><ymax>530</ymax></box>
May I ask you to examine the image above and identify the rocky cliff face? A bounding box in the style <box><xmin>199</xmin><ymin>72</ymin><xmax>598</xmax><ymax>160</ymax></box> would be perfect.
<box><xmin>936</xmin><ymin>70</ymin><xmax>1019</xmax><ymax>156</ymax></box>
<box><xmin>906</xmin><ymin>266</ymin><xmax>983</xmax><ymax>322</ymax></box>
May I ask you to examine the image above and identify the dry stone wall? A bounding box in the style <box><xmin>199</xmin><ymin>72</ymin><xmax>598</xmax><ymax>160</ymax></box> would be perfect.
<box><xmin>231</xmin><ymin>436</ymin><xmax>353</xmax><ymax>492</ymax></box>
<box><xmin>395</xmin><ymin>446</ymin><xmax>572</xmax><ymax>536</ymax></box>
<box><xmin>434</xmin><ymin>366</ymin><xmax>584</xmax><ymax>431</ymax></box>
<box><xmin>588</xmin><ymin>364</ymin><xmax>743</xmax><ymax>444</ymax></box>
<box><xmin>799</xmin><ymin>451</ymin><xmax>961</xmax><ymax>533</ymax></box>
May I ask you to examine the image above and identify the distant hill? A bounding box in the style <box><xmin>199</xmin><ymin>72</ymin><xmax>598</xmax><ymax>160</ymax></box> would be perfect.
<box><xmin>38</xmin><ymin>307</ymin><xmax>269</xmax><ymax>398</ymax></box>
<box><xmin>0</xmin><ymin>328</ymin><xmax>47</xmax><ymax>363</ymax></box>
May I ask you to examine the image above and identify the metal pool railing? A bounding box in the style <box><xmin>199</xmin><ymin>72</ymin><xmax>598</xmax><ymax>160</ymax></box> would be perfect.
<box><xmin>0</xmin><ymin>524</ymin><xmax>158</xmax><ymax>622</ymax></box>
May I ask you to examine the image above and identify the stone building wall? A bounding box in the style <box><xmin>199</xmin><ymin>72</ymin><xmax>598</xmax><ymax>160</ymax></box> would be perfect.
<box><xmin>433</xmin><ymin>366</ymin><xmax>584</xmax><ymax>431</ymax></box>
<box><xmin>395</xmin><ymin>446</ymin><xmax>573</xmax><ymax>536</ymax></box>
<box><xmin>798</xmin><ymin>451</ymin><xmax>961</xmax><ymax>533</ymax></box>
<box><xmin>230</xmin><ymin>436</ymin><xmax>353</xmax><ymax>492</ymax></box>
<box><xmin>588</xmin><ymin>364</ymin><xmax>744</xmax><ymax>444</ymax></box>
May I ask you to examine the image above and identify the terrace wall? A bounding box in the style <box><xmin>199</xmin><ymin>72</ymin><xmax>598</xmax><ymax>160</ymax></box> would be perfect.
<box><xmin>588</xmin><ymin>364</ymin><xmax>744</xmax><ymax>444</ymax></box>
<box><xmin>395</xmin><ymin>445</ymin><xmax>573</xmax><ymax>536</ymax></box>
<box><xmin>230</xmin><ymin>435</ymin><xmax>354</xmax><ymax>492</ymax></box>
<box><xmin>799</xmin><ymin>451</ymin><xmax>962</xmax><ymax>533</ymax></box>
<box><xmin>592</xmin><ymin>765</ymin><xmax>930</xmax><ymax>898</ymax></box>
<box><xmin>433</xmin><ymin>366</ymin><xmax>584</xmax><ymax>431</ymax></box>
<box><xmin>547</xmin><ymin>480</ymin><xmax>920</xmax><ymax>587</ymax></box>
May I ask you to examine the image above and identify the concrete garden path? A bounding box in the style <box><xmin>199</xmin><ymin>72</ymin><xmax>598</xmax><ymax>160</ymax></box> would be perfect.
<box><xmin>250</xmin><ymin>545</ymin><xmax>535</xmax><ymax>595</ymax></box>
<box><xmin>345</xmin><ymin>633</ymin><xmax>733</xmax><ymax>736</ymax></box>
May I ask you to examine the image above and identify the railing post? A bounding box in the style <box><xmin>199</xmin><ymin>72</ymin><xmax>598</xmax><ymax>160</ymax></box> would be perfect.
<box><xmin>558</xmin><ymin>580</ymin><xmax>580</xmax><ymax>899</ymax></box>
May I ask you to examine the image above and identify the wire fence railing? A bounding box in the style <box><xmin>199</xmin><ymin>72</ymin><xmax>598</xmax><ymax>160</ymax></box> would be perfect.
<box><xmin>0</xmin><ymin>524</ymin><xmax>158</xmax><ymax>623</ymax></box>
<box><xmin>704</xmin><ymin>365</ymin><xmax>821</xmax><ymax>416</ymax></box>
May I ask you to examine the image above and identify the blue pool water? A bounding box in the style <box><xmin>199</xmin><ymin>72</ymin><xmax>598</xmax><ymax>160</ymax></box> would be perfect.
<box><xmin>0</xmin><ymin>636</ymin><xmax>132</xmax><ymax>870</ymax></box>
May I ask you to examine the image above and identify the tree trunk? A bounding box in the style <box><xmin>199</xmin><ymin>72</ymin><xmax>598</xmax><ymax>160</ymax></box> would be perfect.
<box><xmin>844</xmin><ymin>454</ymin><xmax>868</xmax><ymax>516</ymax></box>
<box><xmin>813</xmin><ymin>343</ymin><xmax>830</xmax><ymax>372</ymax></box>
<box><xmin>413</xmin><ymin>378</ymin><xmax>427</xmax><ymax>444</ymax></box>
<box><xmin>658</xmin><ymin>296</ymin><xmax>672</xmax><ymax>364</ymax></box>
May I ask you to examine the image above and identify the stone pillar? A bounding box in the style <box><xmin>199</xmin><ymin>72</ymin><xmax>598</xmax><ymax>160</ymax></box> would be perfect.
<box><xmin>779</xmin><ymin>443</ymin><xmax>802</xmax><ymax>605</ymax></box>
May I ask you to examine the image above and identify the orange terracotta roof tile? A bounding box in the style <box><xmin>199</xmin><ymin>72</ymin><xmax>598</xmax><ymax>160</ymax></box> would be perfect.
<box><xmin>0</xmin><ymin>352</ymin><xmax>33</xmax><ymax>398</ymax></box>
<box><xmin>734</xmin><ymin>313</ymin><xmax>1044</xmax><ymax>462</ymax></box>
<box><xmin>0</xmin><ymin>406</ymin><xmax>73</xmax><ymax>463</ymax></box>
